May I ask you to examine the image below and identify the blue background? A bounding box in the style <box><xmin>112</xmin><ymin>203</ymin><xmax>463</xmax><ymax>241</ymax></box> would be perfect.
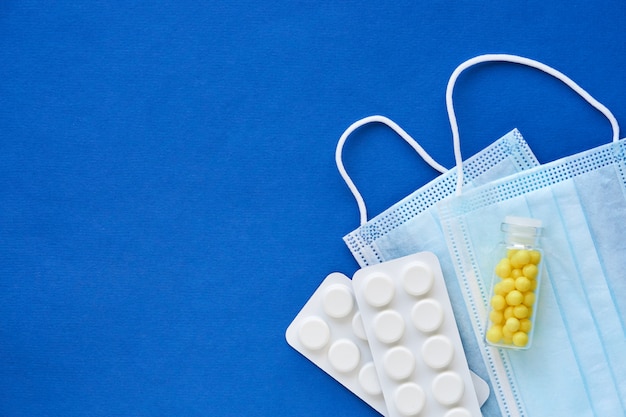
<box><xmin>1</xmin><ymin>2</ymin><xmax>624</xmax><ymax>416</ymax></box>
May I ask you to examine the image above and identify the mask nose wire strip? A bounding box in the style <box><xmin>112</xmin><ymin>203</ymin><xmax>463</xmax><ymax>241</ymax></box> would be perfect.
<box><xmin>446</xmin><ymin>54</ymin><xmax>621</xmax><ymax>196</ymax></box>
<box><xmin>336</xmin><ymin>115</ymin><xmax>448</xmax><ymax>226</ymax></box>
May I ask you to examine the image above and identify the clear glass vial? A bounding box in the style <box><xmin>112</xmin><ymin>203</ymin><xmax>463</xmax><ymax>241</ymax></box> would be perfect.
<box><xmin>485</xmin><ymin>216</ymin><xmax>543</xmax><ymax>349</ymax></box>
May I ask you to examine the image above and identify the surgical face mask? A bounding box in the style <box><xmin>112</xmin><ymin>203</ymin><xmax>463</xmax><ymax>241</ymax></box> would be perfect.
<box><xmin>438</xmin><ymin>54</ymin><xmax>625</xmax><ymax>417</ymax></box>
<box><xmin>336</xmin><ymin>116</ymin><xmax>540</xmax><ymax>417</ymax></box>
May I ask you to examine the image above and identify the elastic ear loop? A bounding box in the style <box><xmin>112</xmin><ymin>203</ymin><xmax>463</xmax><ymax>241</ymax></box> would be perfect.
<box><xmin>336</xmin><ymin>115</ymin><xmax>448</xmax><ymax>226</ymax></box>
<box><xmin>446</xmin><ymin>54</ymin><xmax>621</xmax><ymax>196</ymax></box>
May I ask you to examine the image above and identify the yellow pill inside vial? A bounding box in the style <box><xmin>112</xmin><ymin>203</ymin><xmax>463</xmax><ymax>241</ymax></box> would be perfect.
<box><xmin>507</xmin><ymin>249</ymin><xmax>518</xmax><ymax>259</ymax></box>
<box><xmin>486</xmin><ymin>325</ymin><xmax>503</xmax><ymax>343</ymax></box>
<box><xmin>513</xmin><ymin>304</ymin><xmax>529</xmax><ymax>319</ymax></box>
<box><xmin>510</xmin><ymin>250</ymin><xmax>530</xmax><ymax>269</ymax></box>
<box><xmin>505</xmin><ymin>317</ymin><xmax>521</xmax><ymax>333</ymax></box>
<box><xmin>512</xmin><ymin>331</ymin><xmax>529</xmax><ymax>347</ymax></box>
<box><xmin>494</xmin><ymin>282</ymin><xmax>506</xmax><ymax>296</ymax></box>
<box><xmin>515</xmin><ymin>277</ymin><xmax>531</xmax><ymax>292</ymax></box>
<box><xmin>489</xmin><ymin>310</ymin><xmax>504</xmax><ymax>325</ymax></box>
<box><xmin>523</xmin><ymin>291</ymin><xmax>536</xmax><ymax>307</ymax></box>
<box><xmin>520</xmin><ymin>318</ymin><xmax>532</xmax><ymax>333</ymax></box>
<box><xmin>501</xmin><ymin>278</ymin><xmax>516</xmax><ymax>293</ymax></box>
<box><xmin>522</xmin><ymin>264</ymin><xmax>538</xmax><ymax>280</ymax></box>
<box><xmin>529</xmin><ymin>250</ymin><xmax>541</xmax><ymax>265</ymax></box>
<box><xmin>511</xmin><ymin>269</ymin><xmax>523</xmax><ymax>279</ymax></box>
<box><xmin>491</xmin><ymin>295</ymin><xmax>506</xmax><ymax>310</ymax></box>
<box><xmin>503</xmin><ymin>306</ymin><xmax>515</xmax><ymax>320</ymax></box>
<box><xmin>505</xmin><ymin>290</ymin><xmax>524</xmax><ymax>306</ymax></box>
<box><xmin>495</xmin><ymin>258</ymin><xmax>512</xmax><ymax>278</ymax></box>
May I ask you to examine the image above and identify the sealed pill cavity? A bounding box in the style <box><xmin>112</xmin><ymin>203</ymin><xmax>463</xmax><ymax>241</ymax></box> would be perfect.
<box><xmin>422</xmin><ymin>335</ymin><xmax>454</xmax><ymax>370</ymax></box>
<box><xmin>363</xmin><ymin>273</ymin><xmax>395</xmax><ymax>307</ymax></box>
<box><xmin>444</xmin><ymin>408</ymin><xmax>472</xmax><ymax>417</ymax></box>
<box><xmin>432</xmin><ymin>371</ymin><xmax>464</xmax><ymax>406</ymax></box>
<box><xmin>351</xmin><ymin>311</ymin><xmax>368</xmax><ymax>341</ymax></box>
<box><xmin>298</xmin><ymin>316</ymin><xmax>330</xmax><ymax>350</ymax></box>
<box><xmin>383</xmin><ymin>346</ymin><xmax>415</xmax><ymax>381</ymax></box>
<box><xmin>394</xmin><ymin>382</ymin><xmax>425</xmax><ymax>416</ymax></box>
<box><xmin>359</xmin><ymin>362</ymin><xmax>382</xmax><ymax>396</ymax></box>
<box><xmin>485</xmin><ymin>216</ymin><xmax>543</xmax><ymax>349</ymax></box>
<box><xmin>411</xmin><ymin>299</ymin><xmax>443</xmax><ymax>333</ymax></box>
<box><xmin>323</xmin><ymin>284</ymin><xmax>354</xmax><ymax>318</ymax></box>
<box><xmin>402</xmin><ymin>261</ymin><xmax>434</xmax><ymax>296</ymax></box>
<box><xmin>328</xmin><ymin>338</ymin><xmax>360</xmax><ymax>373</ymax></box>
<box><xmin>374</xmin><ymin>310</ymin><xmax>405</xmax><ymax>344</ymax></box>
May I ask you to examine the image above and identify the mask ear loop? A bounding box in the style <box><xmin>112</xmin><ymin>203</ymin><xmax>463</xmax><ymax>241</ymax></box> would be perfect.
<box><xmin>446</xmin><ymin>54</ymin><xmax>621</xmax><ymax>196</ymax></box>
<box><xmin>336</xmin><ymin>115</ymin><xmax>448</xmax><ymax>226</ymax></box>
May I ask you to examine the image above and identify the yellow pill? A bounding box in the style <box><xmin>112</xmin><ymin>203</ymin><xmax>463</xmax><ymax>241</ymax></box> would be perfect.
<box><xmin>523</xmin><ymin>292</ymin><xmax>536</xmax><ymax>307</ymax></box>
<box><xmin>522</xmin><ymin>264</ymin><xmax>538</xmax><ymax>280</ymax></box>
<box><xmin>501</xmin><ymin>278</ymin><xmax>516</xmax><ymax>293</ymax></box>
<box><xmin>512</xmin><ymin>331</ymin><xmax>529</xmax><ymax>347</ymax></box>
<box><xmin>505</xmin><ymin>317</ymin><xmax>521</xmax><ymax>333</ymax></box>
<box><xmin>513</xmin><ymin>304</ymin><xmax>529</xmax><ymax>319</ymax></box>
<box><xmin>503</xmin><ymin>306</ymin><xmax>515</xmax><ymax>320</ymax></box>
<box><xmin>502</xmin><ymin>325</ymin><xmax>515</xmax><ymax>339</ymax></box>
<box><xmin>507</xmin><ymin>249</ymin><xmax>518</xmax><ymax>259</ymax></box>
<box><xmin>491</xmin><ymin>295</ymin><xmax>506</xmax><ymax>310</ymax></box>
<box><xmin>529</xmin><ymin>250</ymin><xmax>541</xmax><ymax>265</ymax></box>
<box><xmin>486</xmin><ymin>325</ymin><xmax>503</xmax><ymax>343</ymax></box>
<box><xmin>520</xmin><ymin>319</ymin><xmax>532</xmax><ymax>333</ymax></box>
<box><xmin>515</xmin><ymin>277</ymin><xmax>532</xmax><ymax>292</ymax></box>
<box><xmin>511</xmin><ymin>269</ymin><xmax>523</xmax><ymax>279</ymax></box>
<box><xmin>502</xmin><ymin>333</ymin><xmax>513</xmax><ymax>344</ymax></box>
<box><xmin>489</xmin><ymin>310</ymin><xmax>504</xmax><ymax>325</ymax></box>
<box><xmin>505</xmin><ymin>290</ymin><xmax>524</xmax><ymax>306</ymax></box>
<box><xmin>511</xmin><ymin>250</ymin><xmax>530</xmax><ymax>269</ymax></box>
<box><xmin>494</xmin><ymin>282</ymin><xmax>506</xmax><ymax>296</ymax></box>
<box><xmin>495</xmin><ymin>258</ymin><xmax>512</xmax><ymax>278</ymax></box>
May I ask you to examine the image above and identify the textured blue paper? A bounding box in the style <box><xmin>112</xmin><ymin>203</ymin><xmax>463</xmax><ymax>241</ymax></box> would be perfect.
<box><xmin>1</xmin><ymin>2</ymin><xmax>624</xmax><ymax>416</ymax></box>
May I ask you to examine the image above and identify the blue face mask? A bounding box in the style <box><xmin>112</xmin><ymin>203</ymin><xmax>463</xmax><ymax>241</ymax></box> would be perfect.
<box><xmin>438</xmin><ymin>55</ymin><xmax>625</xmax><ymax>416</ymax></box>
<box><xmin>336</xmin><ymin>117</ymin><xmax>540</xmax><ymax>417</ymax></box>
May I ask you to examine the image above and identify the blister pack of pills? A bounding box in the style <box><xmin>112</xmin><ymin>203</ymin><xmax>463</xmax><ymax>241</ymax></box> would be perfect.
<box><xmin>286</xmin><ymin>260</ymin><xmax>489</xmax><ymax>416</ymax></box>
<box><xmin>352</xmin><ymin>252</ymin><xmax>481</xmax><ymax>417</ymax></box>
<box><xmin>285</xmin><ymin>272</ymin><xmax>387</xmax><ymax>415</ymax></box>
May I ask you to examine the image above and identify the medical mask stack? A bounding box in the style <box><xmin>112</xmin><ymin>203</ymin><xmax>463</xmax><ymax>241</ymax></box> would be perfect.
<box><xmin>286</xmin><ymin>55</ymin><xmax>625</xmax><ymax>417</ymax></box>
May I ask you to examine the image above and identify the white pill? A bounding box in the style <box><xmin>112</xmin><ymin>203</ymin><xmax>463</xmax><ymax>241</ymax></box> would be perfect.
<box><xmin>411</xmin><ymin>299</ymin><xmax>443</xmax><ymax>333</ymax></box>
<box><xmin>373</xmin><ymin>310</ymin><xmax>405</xmax><ymax>344</ymax></box>
<box><xmin>383</xmin><ymin>346</ymin><xmax>415</xmax><ymax>381</ymax></box>
<box><xmin>432</xmin><ymin>371</ymin><xmax>464</xmax><ymax>406</ymax></box>
<box><xmin>363</xmin><ymin>273</ymin><xmax>395</xmax><ymax>308</ymax></box>
<box><xmin>394</xmin><ymin>382</ymin><xmax>425</xmax><ymax>416</ymax></box>
<box><xmin>358</xmin><ymin>362</ymin><xmax>382</xmax><ymax>396</ymax></box>
<box><xmin>351</xmin><ymin>311</ymin><xmax>368</xmax><ymax>341</ymax></box>
<box><xmin>328</xmin><ymin>339</ymin><xmax>360</xmax><ymax>373</ymax></box>
<box><xmin>298</xmin><ymin>316</ymin><xmax>330</xmax><ymax>350</ymax></box>
<box><xmin>402</xmin><ymin>261</ymin><xmax>434</xmax><ymax>296</ymax></box>
<box><xmin>422</xmin><ymin>335</ymin><xmax>454</xmax><ymax>369</ymax></box>
<box><xmin>323</xmin><ymin>284</ymin><xmax>354</xmax><ymax>318</ymax></box>
<box><xmin>444</xmin><ymin>408</ymin><xmax>472</xmax><ymax>417</ymax></box>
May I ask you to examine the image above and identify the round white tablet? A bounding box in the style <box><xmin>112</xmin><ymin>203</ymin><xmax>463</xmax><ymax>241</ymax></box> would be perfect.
<box><xmin>323</xmin><ymin>284</ymin><xmax>354</xmax><ymax>319</ymax></box>
<box><xmin>411</xmin><ymin>299</ymin><xmax>443</xmax><ymax>333</ymax></box>
<box><xmin>422</xmin><ymin>335</ymin><xmax>454</xmax><ymax>369</ymax></box>
<box><xmin>444</xmin><ymin>408</ymin><xmax>472</xmax><ymax>417</ymax></box>
<box><xmin>328</xmin><ymin>339</ymin><xmax>360</xmax><ymax>373</ymax></box>
<box><xmin>373</xmin><ymin>310</ymin><xmax>405</xmax><ymax>344</ymax></box>
<box><xmin>383</xmin><ymin>346</ymin><xmax>415</xmax><ymax>381</ymax></box>
<box><xmin>358</xmin><ymin>362</ymin><xmax>382</xmax><ymax>396</ymax></box>
<box><xmin>363</xmin><ymin>273</ymin><xmax>395</xmax><ymax>308</ymax></box>
<box><xmin>432</xmin><ymin>371</ymin><xmax>464</xmax><ymax>406</ymax></box>
<box><xmin>402</xmin><ymin>261</ymin><xmax>434</xmax><ymax>296</ymax></box>
<box><xmin>394</xmin><ymin>382</ymin><xmax>425</xmax><ymax>416</ymax></box>
<box><xmin>298</xmin><ymin>316</ymin><xmax>330</xmax><ymax>350</ymax></box>
<box><xmin>351</xmin><ymin>311</ymin><xmax>368</xmax><ymax>341</ymax></box>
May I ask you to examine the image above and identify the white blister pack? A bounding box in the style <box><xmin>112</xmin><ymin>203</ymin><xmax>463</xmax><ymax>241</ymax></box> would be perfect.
<box><xmin>285</xmin><ymin>272</ymin><xmax>387</xmax><ymax>415</ymax></box>
<box><xmin>352</xmin><ymin>251</ymin><xmax>481</xmax><ymax>417</ymax></box>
